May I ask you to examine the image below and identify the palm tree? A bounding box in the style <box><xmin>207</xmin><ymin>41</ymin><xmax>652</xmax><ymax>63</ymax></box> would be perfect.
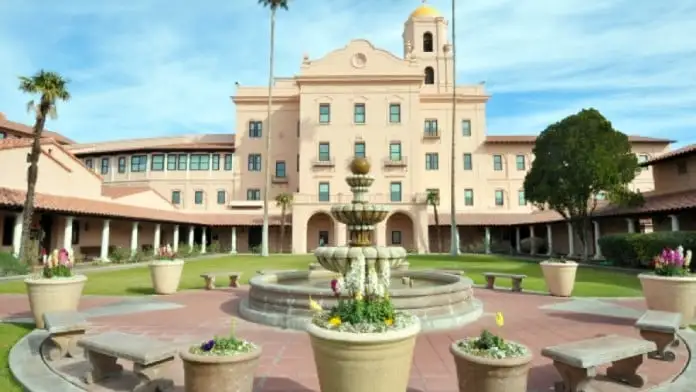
<box><xmin>258</xmin><ymin>0</ymin><xmax>289</xmax><ymax>257</ymax></box>
<box><xmin>17</xmin><ymin>70</ymin><xmax>71</xmax><ymax>262</ymax></box>
<box><xmin>275</xmin><ymin>192</ymin><xmax>293</xmax><ymax>253</ymax></box>
<box><xmin>426</xmin><ymin>190</ymin><xmax>443</xmax><ymax>253</ymax></box>
<box><xmin>448</xmin><ymin>0</ymin><xmax>459</xmax><ymax>256</ymax></box>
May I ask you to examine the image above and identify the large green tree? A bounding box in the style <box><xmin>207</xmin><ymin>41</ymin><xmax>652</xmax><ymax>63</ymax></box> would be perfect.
<box><xmin>523</xmin><ymin>108</ymin><xmax>641</xmax><ymax>260</ymax></box>
<box><xmin>258</xmin><ymin>0</ymin><xmax>289</xmax><ymax>257</ymax></box>
<box><xmin>17</xmin><ymin>70</ymin><xmax>71</xmax><ymax>262</ymax></box>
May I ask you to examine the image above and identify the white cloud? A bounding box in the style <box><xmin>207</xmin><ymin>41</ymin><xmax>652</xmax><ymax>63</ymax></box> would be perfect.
<box><xmin>0</xmin><ymin>0</ymin><xmax>693</xmax><ymax>144</ymax></box>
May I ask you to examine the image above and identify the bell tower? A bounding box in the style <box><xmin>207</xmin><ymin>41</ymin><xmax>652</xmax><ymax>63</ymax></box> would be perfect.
<box><xmin>402</xmin><ymin>0</ymin><xmax>453</xmax><ymax>91</ymax></box>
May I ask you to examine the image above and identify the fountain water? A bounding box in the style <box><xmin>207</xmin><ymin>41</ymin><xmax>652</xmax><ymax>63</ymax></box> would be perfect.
<box><xmin>239</xmin><ymin>158</ymin><xmax>483</xmax><ymax>331</ymax></box>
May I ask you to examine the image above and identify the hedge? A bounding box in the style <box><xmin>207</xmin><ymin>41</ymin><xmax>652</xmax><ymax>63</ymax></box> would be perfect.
<box><xmin>598</xmin><ymin>231</ymin><xmax>696</xmax><ymax>269</ymax></box>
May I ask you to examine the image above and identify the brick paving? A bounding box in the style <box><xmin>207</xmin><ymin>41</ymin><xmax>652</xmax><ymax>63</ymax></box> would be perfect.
<box><xmin>1</xmin><ymin>289</ymin><xmax>688</xmax><ymax>392</ymax></box>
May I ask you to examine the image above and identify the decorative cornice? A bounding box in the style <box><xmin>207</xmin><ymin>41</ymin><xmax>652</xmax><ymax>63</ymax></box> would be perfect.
<box><xmin>294</xmin><ymin>74</ymin><xmax>423</xmax><ymax>84</ymax></box>
<box><xmin>231</xmin><ymin>95</ymin><xmax>300</xmax><ymax>104</ymax></box>
<box><xmin>420</xmin><ymin>93</ymin><xmax>490</xmax><ymax>103</ymax></box>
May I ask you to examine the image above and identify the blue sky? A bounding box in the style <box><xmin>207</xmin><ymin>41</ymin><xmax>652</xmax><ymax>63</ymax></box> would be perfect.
<box><xmin>0</xmin><ymin>0</ymin><xmax>694</xmax><ymax>146</ymax></box>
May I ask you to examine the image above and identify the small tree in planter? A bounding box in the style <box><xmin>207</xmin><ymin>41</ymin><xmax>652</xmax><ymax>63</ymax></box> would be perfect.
<box><xmin>450</xmin><ymin>312</ymin><xmax>532</xmax><ymax>392</ymax></box>
<box><xmin>25</xmin><ymin>248</ymin><xmax>87</xmax><ymax>328</ymax></box>
<box><xmin>540</xmin><ymin>256</ymin><xmax>579</xmax><ymax>297</ymax></box>
<box><xmin>148</xmin><ymin>244</ymin><xmax>184</xmax><ymax>295</ymax></box>
<box><xmin>639</xmin><ymin>246</ymin><xmax>695</xmax><ymax>328</ymax></box>
<box><xmin>180</xmin><ymin>318</ymin><xmax>261</xmax><ymax>392</ymax></box>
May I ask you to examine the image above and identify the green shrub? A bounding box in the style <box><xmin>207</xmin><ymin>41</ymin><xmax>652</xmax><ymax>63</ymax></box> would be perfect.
<box><xmin>0</xmin><ymin>252</ymin><xmax>29</xmax><ymax>276</ymax></box>
<box><xmin>208</xmin><ymin>241</ymin><xmax>221</xmax><ymax>254</ymax></box>
<box><xmin>109</xmin><ymin>247</ymin><xmax>131</xmax><ymax>263</ymax></box>
<box><xmin>599</xmin><ymin>231</ymin><xmax>696</xmax><ymax>269</ymax></box>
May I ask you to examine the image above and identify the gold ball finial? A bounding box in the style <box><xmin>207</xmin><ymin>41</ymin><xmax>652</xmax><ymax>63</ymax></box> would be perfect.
<box><xmin>350</xmin><ymin>157</ymin><xmax>371</xmax><ymax>175</ymax></box>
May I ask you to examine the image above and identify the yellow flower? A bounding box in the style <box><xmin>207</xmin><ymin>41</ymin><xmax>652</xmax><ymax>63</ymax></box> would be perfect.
<box><xmin>355</xmin><ymin>292</ymin><xmax>363</xmax><ymax>301</ymax></box>
<box><xmin>329</xmin><ymin>316</ymin><xmax>342</xmax><ymax>326</ymax></box>
<box><xmin>308</xmin><ymin>297</ymin><xmax>323</xmax><ymax>312</ymax></box>
<box><xmin>385</xmin><ymin>318</ymin><xmax>394</xmax><ymax>326</ymax></box>
<box><xmin>495</xmin><ymin>312</ymin><xmax>505</xmax><ymax>327</ymax></box>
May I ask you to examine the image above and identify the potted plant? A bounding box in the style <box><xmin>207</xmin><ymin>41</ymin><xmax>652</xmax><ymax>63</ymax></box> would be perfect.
<box><xmin>25</xmin><ymin>248</ymin><xmax>87</xmax><ymax>329</ymax></box>
<box><xmin>306</xmin><ymin>254</ymin><xmax>421</xmax><ymax>392</ymax></box>
<box><xmin>149</xmin><ymin>244</ymin><xmax>184</xmax><ymax>295</ymax></box>
<box><xmin>180</xmin><ymin>318</ymin><xmax>261</xmax><ymax>392</ymax></box>
<box><xmin>540</xmin><ymin>256</ymin><xmax>578</xmax><ymax>297</ymax></box>
<box><xmin>639</xmin><ymin>246</ymin><xmax>695</xmax><ymax>328</ymax></box>
<box><xmin>450</xmin><ymin>312</ymin><xmax>533</xmax><ymax>392</ymax></box>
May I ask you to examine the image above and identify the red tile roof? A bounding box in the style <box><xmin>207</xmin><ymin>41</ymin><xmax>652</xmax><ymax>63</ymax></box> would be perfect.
<box><xmin>485</xmin><ymin>135</ymin><xmax>673</xmax><ymax>144</ymax></box>
<box><xmin>641</xmin><ymin>144</ymin><xmax>696</xmax><ymax>166</ymax></box>
<box><xmin>70</xmin><ymin>142</ymin><xmax>236</xmax><ymax>156</ymax></box>
<box><xmin>0</xmin><ymin>112</ymin><xmax>75</xmax><ymax>144</ymax></box>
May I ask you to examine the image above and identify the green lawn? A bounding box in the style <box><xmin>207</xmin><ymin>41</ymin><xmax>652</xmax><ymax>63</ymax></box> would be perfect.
<box><xmin>0</xmin><ymin>323</ymin><xmax>33</xmax><ymax>392</ymax></box>
<box><xmin>0</xmin><ymin>254</ymin><xmax>643</xmax><ymax>298</ymax></box>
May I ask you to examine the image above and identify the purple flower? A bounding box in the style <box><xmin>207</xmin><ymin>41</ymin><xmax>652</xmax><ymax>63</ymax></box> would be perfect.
<box><xmin>200</xmin><ymin>339</ymin><xmax>215</xmax><ymax>352</ymax></box>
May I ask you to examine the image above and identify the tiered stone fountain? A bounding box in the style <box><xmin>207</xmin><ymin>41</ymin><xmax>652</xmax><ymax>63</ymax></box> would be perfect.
<box><xmin>239</xmin><ymin>158</ymin><xmax>483</xmax><ymax>331</ymax></box>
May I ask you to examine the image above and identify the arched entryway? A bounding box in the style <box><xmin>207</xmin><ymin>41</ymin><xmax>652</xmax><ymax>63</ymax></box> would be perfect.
<box><xmin>306</xmin><ymin>212</ymin><xmax>334</xmax><ymax>252</ymax></box>
<box><xmin>385</xmin><ymin>212</ymin><xmax>414</xmax><ymax>250</ymax></box>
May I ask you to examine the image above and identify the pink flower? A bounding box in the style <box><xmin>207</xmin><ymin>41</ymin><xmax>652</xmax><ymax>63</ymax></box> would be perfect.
<box><xmin>330</xmin><ymin>279</ymin><xmax>341</xmax><ymax>296</ymax></box>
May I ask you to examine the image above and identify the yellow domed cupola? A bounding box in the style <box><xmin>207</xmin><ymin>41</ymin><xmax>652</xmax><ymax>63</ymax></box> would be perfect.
<box><xmin>409</xmin><ymin>0</ymin><xmax>440</xmax><ymax>19</ymax></box>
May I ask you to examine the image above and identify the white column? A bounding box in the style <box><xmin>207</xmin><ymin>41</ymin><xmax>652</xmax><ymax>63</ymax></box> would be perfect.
<box><xmin>529</xmin><ymin>225</ymin><xmax>536</xmax><ymax>255</ymax></box>
<box><xmin>153</xmin><ymin>223</ymin><xmax>161</xmax><ymax>254</ymax></box>
<box><xmin>130</xmin><ymin>221</ymin><xmax>139</xmax><ymax>255</ymax></box>
<box><xmin>484</xmin><ymin>226</ymin><xmax>491</xmax><ymax>254</ymax></box>
<box><xmin>546</xmin><ymin>224</ymin><xmax>553</xmax><ymax>256</ymax></box>
<box><xmin>515</xmin><ymin>227</ymin><xmax>521</xmax><ymax>253</ymax></box>
<box><xmin>230</xmin><ymin>226</ymin><xmax>237</xmax><ymax>254</ymax></box>
<box><xmin>63</xmin><ymin>216</ymin><xmax>74</xmax><ymax>250</ymax></box>
<box><xmin>201</xmin><ymin>228</ymin><xmax>207</xmax><ymax>254</ymax></box>
<box><xmin>626</xmin><ymin>218</ymin><xmax>635</xmax><ymax>233</ymax></box>
<box><xmin>100</xmin><ymin>219</ymin><xmax>110</xmax><ymax>261</ymax></box>
<box><xmin>173</xmin><ymin>225</ymin><xmax>180</xmax><ymax>252</ymax></box>
<box><xmin>593</xmin><ymin>221</ymin><xmax>602</xmax><ymax>259</ymax></box>
<box><xmin>567</xmin><ymin>222</ymin><xmax>575</xmax><ymax>256</ymax></box>
<box><xmin>188</xmin><ymin>226</ymin><xmax>195</xmax><ymax>247</ymax></box>
<box><xmin>669</xmin><ymin>215</ymin><xmax>680</xmax><ymax>232</ymax></box>
<box><xmin>12</xmin><ymin>212</ymin><xmax>23</xmax><ymax>257</ymax></box>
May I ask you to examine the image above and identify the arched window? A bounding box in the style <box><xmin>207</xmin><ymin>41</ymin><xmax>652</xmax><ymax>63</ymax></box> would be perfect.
<box><xmin>423</xmin><ymin>32</ymin><xmax>433</xmax><ymax>52</ymax></box>
<box><xmin>424</xmin><ymin>67</ymin><xmax>435</xmax><ymax>85</ymax></box>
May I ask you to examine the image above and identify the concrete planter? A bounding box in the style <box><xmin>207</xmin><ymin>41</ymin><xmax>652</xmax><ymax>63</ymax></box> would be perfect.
<box><xmin>25</xmin><ymin>275</ymin><xmax>87</xmax><ymax>329</ymax></box>
<box><xmin>149</xmin><ymin>259</ymin><xmax>184</xmax><ymax>295</ymax></box>
<box><xmin>639</xmin><ymin>273</ymin><xmax>696</xmax><ymax>328</ymax></box>
<box><xmin>180</xmin><ymin>345</ymin><xmax>261</xmax><ymax>392</ymax></box>
<box><xmin>307</xmin><ymin>320</ymin><xmax>420</xmax><ymax>392</ymax></box>
<box><xmin>540</xmin><ymin>261</ymin><xmax>578</xmax><ymax>297</ymax></box>
<box><xmin>450</xmin><ymin>341</ymin><xmax>533</xmax><ymax>392</ymax></box>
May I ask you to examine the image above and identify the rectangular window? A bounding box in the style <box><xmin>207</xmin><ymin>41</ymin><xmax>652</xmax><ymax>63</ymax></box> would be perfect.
<box><xmin>391</xmin><ymin>231</ymin><xmax>402</xmax><ymax>245</ymax></box>
<box><xmin>177</xmin><ymin>153</ymin><xmax>188</xmax><ymax>170</ymax></box>
<box><xmin>495</xmin><ymin>190</ymin><xmax>504</xmax><ymax>206</ymax></box>
<box><xmin>461</xmin><ymin>119</ymin><xmax>471</xmax><ymax>136</ymax></box>
<box><xmin>463</xmin><ymin>153</ymin><xmax>472</xmax><ymax>170</ymax></box>
<box><xmin>389</xmin><ymin>142</ymin><xmax>402</xmax><ymax>161</ymax></box>
<box><xmin>171</xmin><ymin>190</ymin><xmax>181</xmax><ymax>205</ymax></box>
<box><xmin>493</xmin><ymin>155</ymin><xmax>503</xmax><ymax>171</ymax></box>
<box><xmin>151</xmin><ymin>154</ymin><xmax>165</xmax><ymax>171</ymax></box>
<box><xmin>194</xmin><ymin>190</ymin><xmax>204</xmax><ymax>205</ymax></box>
<box><xmin>275</xmin><ymin>160</ymin><xmax>286</xmax><ymax>177</ymax></box>
<box><xmin>390</xmin><ymin>182</ymin><xmax>402</xmax><ymax>202</ymax></box>
<box><xmin>131</xmin><ymin>155</ymin><xmax>147</xmax><ymax>172</ymax></box>
<box><xmin>354</xmin><ymin>103</ymin><xmax>366</xmax><ymax>124</ymax></box>
<box><xmin>389</xmin><ymin>103</ymin><xmax>401</xmax><ymax>123</ymax></box>
<box><xmin>212</xmin><ymin>154</ymin><xmax>220</xmax><ymax>170</ymax></box>
<box><xmin>224</xmin><ymin>154</ymin><xmax>233</xmax><ymax>170</ymax></box>
<box><xmin>318</xmin><ymin>182</ymin><xmax>330</xmax><ymax>202</ymax></box>
<box><xmin>118</xmin><ymin>157</ymin><xmax>126</xmax><ymax>173</ymax></box>
<box><xmin>354</xmin><ymin>142</ymin><xmax>366</xmax><ymax>158</ymax></box>
<box><xmin>638</xmin><ymin>154</ymin><xmax>649</xmax><ymax>171</ymax></box>
<box><xmin>85</xmin><ymin>158</ymin><xmax>93</xmax><ymax>169</ymax></box>
<box><xmin>217</xmin><ymin>190</ymin><xmax>226</xmax><ymax>205</ymax></box>
<box><xmin>167</xmin><ymin>154</ymin><xmax>178</xmax><ymax>171</ymax></box>
<box><xmin>425</xmin><ymin>153</ymin><xmax>439</xmax><ymax>170</ymax></box>
<box><xmin>246</xmin><ymin>188</ymin><xmax>261</xmax><ymax>200</ymax></box>
<box><xmin>518</xmin><ymin>190</ymin><xmax>526</xmax><ymax>206</ymax></box>
<box><xmin>424</xmin><ymin>119</ymin><xmax>438</xmax><ymax>136</ymax></box>
<box><xmin>248</xmin><ymin>121</ymin><xmax>262</xmax><ymax>138</ymax></box>
<box><xmin>319</xmin><ymin>103</ymin><xmax>331</xmax><ymax>124</ymax></box>
<box><xmin>100</xmin><ymin>158</ymin><xmax>109</xmax><ymax>175</ymax></box>
<box><xmin>515</xmin><ymin>155</ymin><xmax>526</xmax><ymax>171</ymax></box>
<box><xmin>247</xmin><ymin>154</ymin><xmax>262</xmax><ymax>171</ymax></box>
<box><xmin>190</xmin><ymin>154</ymin><xmax>210</xmax><ymax>171</ymax></box>
<box><xmin>464</xmin><ymin>189</ymin><xmax>474</xmax><ymax>206</ymax></box>
<box><xmin>318</xmin><ymin>143</ymin><xmax>330</xmax><ymax>161</ymax></box>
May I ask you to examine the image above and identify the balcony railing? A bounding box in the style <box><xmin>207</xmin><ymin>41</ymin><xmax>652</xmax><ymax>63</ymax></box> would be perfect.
<box><xmin>272</xmin><ymin>175</ymin><xmax>289</xmax><ymax>184</ymax></box>
<box><xmin>293</xmin><ymin>192</ymin><xmax>429</xmax><ymax>204</ymax></box>
<box><xmin>422</xmin><ymin>129</ymin><xmax>441</xmax><ymax>139</ymax></box>
<box><xmin>311</xmin><ymin>157</ymin><xmax>335</xmax><ymax>167</ymax></box>
<box><xmin>383</xmin><ymin>156</ymin><xmax>408</xmax><ymax>168</ymax></box>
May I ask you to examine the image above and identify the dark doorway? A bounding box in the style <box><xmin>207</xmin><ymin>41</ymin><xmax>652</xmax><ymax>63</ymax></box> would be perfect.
<box><xmin>39</xmin><ymin>215</ymin><xmax>53</xmax><ymax>253</ymax></box>
<box><xmin>319</xmin><ymin>230</ymin><xmax>329</xmax><ymax>247</ymax></box>
<box><xmin>194</xmin><ymin>227</ymin><xmax>211</xmax><ymax>247</ymax></box>
<box><xmin>1</xmin><ymin>215</ymin><xmax>14</xmax><ymax>246</ymax></box>
<box><xmin>248</xmin><ymin>226</ymin><xmax>262</xmax><ymax>250</ymax></box>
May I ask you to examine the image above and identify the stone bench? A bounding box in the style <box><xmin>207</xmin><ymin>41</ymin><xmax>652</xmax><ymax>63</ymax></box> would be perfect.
<box><xmin>42</xmin><ymin>310</ymin><xmax>89</xmax><ymax>361</ymax></box>
<box><xmin>200</xmin><ymin>271</ymin><xmax>242</xmax><ymax>290</ymax></box>
<box><xmin>78</xmin><ymin>331</ymin><xmax>176</xmax><ymax>392</ymax></box>
<box><xmin>635</xmin><ymin>310</ymin><xmax>682</xmax><ymax>362</ymax></box>
<box><xmin>483</xmin><ymin>272</ymin><xmax>527</xmax><ymax>292</ymax></box>
<box><xmin>542</xmin><ymin>334</ymin><xmax>657</xmax><ymax>392</ymax></box>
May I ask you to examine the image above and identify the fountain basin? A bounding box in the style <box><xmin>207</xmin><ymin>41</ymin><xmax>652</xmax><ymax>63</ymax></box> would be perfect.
<box><xmin>239</xmin><ymin>270</ymin><xmax>483</xmax><ymax>332</ymax></box>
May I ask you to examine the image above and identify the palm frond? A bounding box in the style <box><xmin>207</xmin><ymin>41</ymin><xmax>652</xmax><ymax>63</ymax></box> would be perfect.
<box><xmin>258</xmin><ymin>0</ymin><xmax>289</xmax><ymax>10</ymax></box>
<box><xmin>18</xmin><ymin>70</ymin><xmax>71</xmax><ymax>105</ymax></box>
<box><xmin>25</xmin><ymin>100</ymin><xmax>36</xmax><ymax>114</ymax></box>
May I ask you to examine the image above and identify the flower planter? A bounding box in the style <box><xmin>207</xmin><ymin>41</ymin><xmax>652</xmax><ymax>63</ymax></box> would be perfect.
<box><xmin>25</xmin><ymin>275</ymin><xmax>87</xmax><ymax>329</ymax></box>
<box><xmin>307</xmin><ymin>320</ymin><xmax>420</xmax><ymax>392</ymax></box>
<box><xmin>179</xmin><ymin>345</ymin><xmax>261</xmax><ymax>392</ymax></box>
<box><xmin>149</xmin><ymin>259</ymin><xmax>184</xmax><ymax>294</ymax></box>
<box><xmin>540</xmin><ymin>261</ymin><xmax>578</xmax><ymax>297</ymax></box>
<box><xmin>450</xmin><ymin>341</ymin><xmax>533</xmax><ymax>392</ymax></box>
<box><xmin>639</xmin><ymin>273</ymin><xmax>696</xmax><ymax>328</ymax></box>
